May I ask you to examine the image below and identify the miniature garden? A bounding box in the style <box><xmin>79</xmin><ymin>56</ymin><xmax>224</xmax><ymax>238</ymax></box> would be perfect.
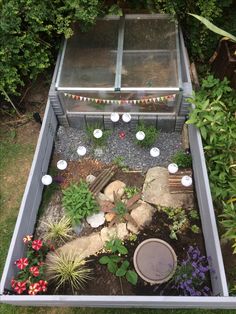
<box><xmin>11</xmin><ymin>116</ymin><xmax>215</xmax><ymax>297</ymax></box>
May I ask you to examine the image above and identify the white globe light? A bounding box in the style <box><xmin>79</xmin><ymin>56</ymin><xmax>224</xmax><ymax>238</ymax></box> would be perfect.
<box><xmin>57</xmin><ymin>160</ymin><xmax>67</xmax><ymax>170</ymax></box>
<box><xmin>150</xmin><ymin>147</ymin><xmax>160</xmax><ymax>157</ymax></box>
<box><xmin>41</xmin><ymin>175</ymin><xmax>53</xmax><ymax>186</ymax></box>
<box><xmin>93</xmin><ymin>129</ymin><xmax>103</xmax><ymax>139</ymax></box>
<box><xmin>168</xmin><ymin>163</ymin><xmax>178</xmax><ymax>174</ymax></box>
<box><xmin>110</xmin><ymin>112</ymin><xmax>120</xmax><ymax>122</ymax></box>
<box><xmin>122</xmin><ymin>113</ymin><xmax>131</xmax><ymax>123</ymax></box>
<box><xmin>181</xmin><ymin>175</ymin><xmax>193</xmax><ymax>187</ymax></box>
<box><xmin>136</xmin><ymin>131</ymin><xmax>145</xmax><ymax>141</ymax></box>
<box><xmin>77</xmin><ymin>146</ymin><xmax>87</xmax><ymax>156</ymax></box>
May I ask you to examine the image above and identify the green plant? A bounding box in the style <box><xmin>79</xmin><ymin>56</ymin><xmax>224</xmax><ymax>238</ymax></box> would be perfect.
<box><xmin>99</xmin><ymin>239</ymin><xmax>138</xmax><ymax>285</ymax></box>
<box><xmin>220</xmin><ymin>202</ymin><xmax>236</xmax><ymax>248</ymax></box>
<box><xmin>42</xmin><ymin>216</ymin><xmax>73</xmax><ymax>244</ymax></box>
<box><xmin>124</xmin><ymin>186</ymin><xmax>140</xmax><ymax>199</ymax></box>
<box><xmin>186</xmin><ymin>75</ymin><xmax>236</xmax><ymax>203</ymax></box>
<box><xmin>189</xmin><ymin>209</ymin><xmax>199</xmax><ymax>220</ymax></box>
<box><xmin>135</xmin><ymin>122</ymin><xmax>159</xmax><ymax>148</ymax></box>
<box><xmin>191</xmin><ymin>224</ymin><xmax>200</xmax><ymax>234</ymax></box>
<box><xmin>62</xmin><ymin>181</ymin><xmax>99</xmax><ymax>225</ymax></box>
<box><xmin>46</xmin><ymin>251</ymin><xmax>92</xmax><ymax>293</ymax></box>
<box><xmin>112</xmin><ymin>156</ymin><xmax>126</xmax><ymax>168</ymax></box>
<box><xmin>171</xmin><ymin>150</ymin><xmax>192</xmax><ymax>168</ymax></box>
<box><xmin>189</xmin><ymin>13</ymin><xmax>236</xmax><ymax>44</ymax></box>
<box><xmin>86</xmin><ymin>123</ymin><xmax>111</xmax><ymax>147</ymax></box>
<box><xmin>11</xmin><ymin>236</ymin><xmax>52</xmax><ymax>295</ymax></box>
<box><xmin>113</xmin><ymin>201</ymin><xmax>127</xmax><ymax>219</ymax></box>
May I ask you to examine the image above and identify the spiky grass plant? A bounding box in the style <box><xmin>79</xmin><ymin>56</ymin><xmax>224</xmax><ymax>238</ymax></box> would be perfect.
<box><xmin>46</xmin><ymin>251</ymin><xmax>92</xmax><ymax>293</ymax></box>
<box><xmin>42</xmin><ymin>216</ymin><xmax>73</xmax><ymax>243</ymax></box>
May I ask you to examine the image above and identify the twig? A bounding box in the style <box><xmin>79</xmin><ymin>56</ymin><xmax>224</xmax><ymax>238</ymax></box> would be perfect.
<box><xmin>18</xmin><ymin>84</ymin><xmax>33</xmax><ymax>106</ymax></box>
<box><xmin>119</xmin><ymin>277</ymin><xmax>124</xmax><ymax>295</ymax></box>
<box><xmin>1</xmin><ymin>89</ymin><xmax>22</xmax><ymax>117</ymax></box>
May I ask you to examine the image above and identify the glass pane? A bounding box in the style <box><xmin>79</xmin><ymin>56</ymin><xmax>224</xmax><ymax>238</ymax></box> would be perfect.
<box><xmin>58</xmin><ymin>20</ymin><xmax>119</xmax><ymax>88</ymax></box>
<box><xmin>122</xmin><ymin>17</ymin><xmax>178</xmax><ymax>88</ymax></box>
<box><xmin>61</xmin><ymin>91</ymin><xmax>177</xmax><ymax>113</ymax></box>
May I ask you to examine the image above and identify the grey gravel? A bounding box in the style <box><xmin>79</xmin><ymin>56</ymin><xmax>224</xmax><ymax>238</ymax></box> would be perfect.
<box><xmin>55</xmin><ymin>123</ymin><xmax>182</xmax><ymax>172</ymax></box>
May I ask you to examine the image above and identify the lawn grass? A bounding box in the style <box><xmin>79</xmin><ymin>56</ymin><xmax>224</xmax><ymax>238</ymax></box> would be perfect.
<box><xmin>0</xmin><ymin>125</ymin><xmax>234</xmax><ymax>313</ymax></box>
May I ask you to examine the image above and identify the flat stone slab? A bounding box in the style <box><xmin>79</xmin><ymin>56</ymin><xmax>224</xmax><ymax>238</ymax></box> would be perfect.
<box><xmin>142</xmin><ymin>166</ymin><xmax>194</xmax><ymax>209</ymax></box>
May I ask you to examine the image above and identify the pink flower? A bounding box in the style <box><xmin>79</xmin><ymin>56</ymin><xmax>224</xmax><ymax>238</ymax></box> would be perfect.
<box><xmin>14</xmin><ymin>281</ymin><xmax>27</xmax><ymax>294</ymax></box>
<box><xmin>37</xmin><ymin>280</ymin><xmax>48</xmax><ymax>292</ymax></box>
<box><xmin>15</xmin><ymin>257</ymin><xmax>29</xmax><ymax>270</ymax></box>
<box><xmin>23</xmin><ymin>235</ymin><xmax>33</xmax><ymax>244</ymax></box>
<box><xmin>11</xmin><ymin>278</ymin><xmax>16</xmax><ymax>288</ymax></box>
<box><xmin>119</xmin><ymin>131</ymin><xmax>126</xmax><ymax>140</ymax></box>
<box><xmin>30</xmin><ymin>266</ymin><xmax>39</xmax><ymax>277</ymax></box>
<box><xmin>32</xmin><ymin>239</ymin><xmax>42</xmax><ymax>251</ymax></box>
<box><xmin>28</xmin><ymin>283</ymin><xmax>40</xmax><ymax>295</ymax></box>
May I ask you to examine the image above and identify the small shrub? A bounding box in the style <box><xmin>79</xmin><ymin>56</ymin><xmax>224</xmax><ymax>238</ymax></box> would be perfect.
<box><xmin>86</xmin><ymin>123</ymin><xmax>111</xmax><ymax>147</ymax></box>
<box><xmin>124</xmin><ymin>186</ymin><xmax>140</xmax><ymax>199</ymax></box>
<box><xmin>62</xmin><ymin>181</ymin><xmax>99</xmax><ymax>225</ymax></box>
<box><xmin>11</xmin><ymin>236</ymin><xmax>52</xmax><ymax>295</ymax></box>
<box><xmin>171</xmin><ymin>150</ymin><xmax>192</xmax><ymax>168</ymax></box>
<box><xmin>135</xmin><ymin>122</ymin><xmax>159</xmax><ymax>148</ymax></box>
<box><xmin>46</xmin><ymin>251</ymin><xmax>92</xmax><ymax>293</ymax></box>
<box><xmin>171</xmin><ymin>246</ymin><xmax>212</xmax><ymax>296</ymax></box>
<box><xmin>112</xmin><ymin>156</ymin><xmax>127</xmax><ymax>169</ymax></box>
<box><xmin>99</xmin><ymin>239</ymin><xmax>138</xmax><ymax>285</ymax></box>
<box><xmin>42</xmin><ymin>216</ymin><xmax>73</xmax><ymax>244</ymax></box>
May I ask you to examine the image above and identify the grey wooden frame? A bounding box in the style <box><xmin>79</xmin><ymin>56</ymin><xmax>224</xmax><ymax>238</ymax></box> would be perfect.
<box><xmin>0</xmin><ymin>17</ymin><xmax>233</xmax><ymax>308</ymax></box>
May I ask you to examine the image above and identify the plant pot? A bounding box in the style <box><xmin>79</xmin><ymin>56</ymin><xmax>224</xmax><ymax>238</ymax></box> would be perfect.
<box><xmin>211</xmin><ymin>40</ymin><xmax>236</xmax><ymax>89</ymax></box>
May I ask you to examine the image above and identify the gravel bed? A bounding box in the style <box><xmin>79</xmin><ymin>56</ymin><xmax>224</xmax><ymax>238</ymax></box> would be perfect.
<box><xmin>55</xmin><ymin>123</ymin><xmax>182</xmax><ymax>171</ymax></box>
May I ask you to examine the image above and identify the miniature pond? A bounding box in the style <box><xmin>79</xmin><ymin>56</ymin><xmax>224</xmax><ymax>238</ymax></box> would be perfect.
<box><xmin>11</xmin><ymin>120</ymin><xmax>214</xmax><ymax>297</ymax></box>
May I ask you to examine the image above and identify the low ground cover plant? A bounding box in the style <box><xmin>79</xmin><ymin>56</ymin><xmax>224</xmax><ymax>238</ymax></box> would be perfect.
<box><xmin>42</xmin><ymin>216</ymin><xmax>73</xmax><ymax>245</ymax></box>
<box><xmin>99</xmin><ymin>239</ymin><xmax>138</xmax><ymax>285</ymax></box>
<box><xmin>171</xmin><ymin>150</ymin><xmax>192</xmax><ymax>168</ymax></box>
<box><xmin>62</xmin><ymin>181</ymin><xmax>99</xmax><ymax>226</ymax></box>
<box><xmin>11</xmin><ymin>236</ymin><xmax>52</xmax><ymax>295</ymax></box>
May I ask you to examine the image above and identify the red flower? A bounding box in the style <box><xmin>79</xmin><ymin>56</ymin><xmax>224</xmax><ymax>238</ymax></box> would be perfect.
<box><xmin>119</xmin><ymin>131</ymin><xmax>126</xmax><ymax>140</ymax></box>
<box><xmin>28</xmin><ymin>283</ymin><xmax>40</xmax><ymax>295</ymax></box>
<box><xmin>37</xmin><ymin>280</ymin><xmax>48</xmax><ymax>292</ymax></box>
<box><xmin>14</xmin><ymin>281</ymin><xmax>27</xmax><ymax>294</ymax></box>
<box><xmin>23</xmin><ymin>235</ymin><xmax>33</xmax><ymax>244</ymax></box>
<box><xmin>15</xmin><ymin>257</ymin><xmax>29</xmax><ymax>270</ymax></box>
<box><xmin>11</xmin><ymin>278</ymin><xmax>16</xmax><ymax>288</ymax></box>
<box><xmin>32</xmin><ymin>239</ymin><xmax>42</xmax><ymax>251</ymax></box>
<box><xmin>30</xmin><ymin>266</ymin><xmax>39</xmax><ymax>277</ymax></box>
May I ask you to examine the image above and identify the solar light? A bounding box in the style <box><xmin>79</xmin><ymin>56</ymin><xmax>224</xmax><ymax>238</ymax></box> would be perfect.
<box><xmin>41</xmin><ymin>175</ymin><xmax>53</xmax><ymax>186</ymax></box>
<box><xmin>181</xmin><ymin>175</ymin><xmax>193</xmax><ymax>187</ymax></box>
<box><xmin>168</xmin><ymin>163</ymin><xmax>178</xmax><ymax>174</ymax></box>
<box><xmin>93</xmin><ymin>129</ymin><xmax>103</xmax><ymax>139</ymax></box>
<box><xmin>122</xmin><ymin>113</ymin><xmax>131</xmax><ymax>123</ymax></box>
<box><xmin>136</xmin><ymin>131</ymin><xmax>145</xmax><ymax>141</ymax></box>
<box><xmin>57</xmin><ymin>160</ymin><xmax>67</xmax><ymax>170</ymax></box>
<box><xmin>150</xmin><ymin>147</ymin><xmax>160</xmax><ymax>157</ymax></box>
<box><xmin>77</xmin><ymin>146</ymin><xmax>86</xmax><ymax>156</ymax></box>
<box><xmin>110</xmin><ymin>112</ymin><xmax>120</xmax><ymax>122</ymax></box>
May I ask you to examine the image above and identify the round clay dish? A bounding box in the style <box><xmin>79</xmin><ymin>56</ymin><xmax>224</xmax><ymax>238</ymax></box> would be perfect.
<box><xmin>133</xmin><ymin>238</ymin><xmax>177</xmax><ymax>284</ymax></box>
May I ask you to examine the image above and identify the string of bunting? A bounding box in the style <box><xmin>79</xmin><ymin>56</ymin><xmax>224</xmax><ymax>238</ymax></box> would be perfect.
<box><xmin>63</xmin><ymin>93</ymin><xmax>176</xmax><ymax>105</ymax></box>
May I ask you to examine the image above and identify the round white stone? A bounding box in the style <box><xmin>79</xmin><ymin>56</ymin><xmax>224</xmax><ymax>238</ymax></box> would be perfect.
<box><xmin>93</xmin><ymin>129</ymin><xmax>103</xmax><ymax>139</ymax></box>
<box><xmin>181</xmin><ymin>175</ymin><xmax>193</xmax><ymax>187</ymax></box>
<box><xmin>41</xmin><ymin>175</ymin><xmax>53</xmax><ymax>185</ymax></box>
<box><xmin>57</xmin><ymin>160</ymin><xmax>68</xmax><ymax>170</ymax></box>
<box><xmin>122</xmin><ymin>113</ymin><xmax>131</xmax><ymax>123</ymax></box>
<box><xmin>110</xmin><ymin>112</ymin><xmax>120</xmax><ymax>122</ymax></box>
<box><xmin>77</xmin><ymin>146</ymin><xmax>87</xmax><ymax>156</ymax></box>
<box><xmin>136</xmin><ymin>131</ymin><xmax>145</xmax><ymax>141</ymax></box>
<box><xmin>150</xmin><ymin>147</ymin><xmax>160</xmax><ymax>157</ymax></box>
<box><xmin>86</xmin><ymin>211</ymin><xmax>105</xmax><ymax>228</ymax></box>
<box><xmin>168</xmin><ymin>163</ymin><xmax>178</xmax><ymax>174</ymax></box>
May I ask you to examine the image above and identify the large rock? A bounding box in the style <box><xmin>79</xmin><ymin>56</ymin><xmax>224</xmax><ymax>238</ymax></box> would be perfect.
<box><xmin>57</xmin><ymin>233</ymin><xmax>103</xmax><ymax>259</ymax></box>
<box><xmin>127</xmin><ymin>200</ymin><xmax>155</xmax><ymax>234</ymax></box>
<box><xmin>142</xmin><ymin>166</ymin><xmax>194</xmax><ymax>209</ymax></box>
<box><xmin>100</xmin><ymin>223</ymin><xmax>128</xmax><ymax>243</ymax></box>
<box><xmin>104</xmin><ymin>180</ymin><xmax>126</xmax><ymax>202</ymax></box>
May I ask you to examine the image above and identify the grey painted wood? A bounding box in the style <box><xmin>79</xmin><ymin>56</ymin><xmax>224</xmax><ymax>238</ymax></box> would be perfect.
<box><xmin>188</xmin><ymin>123</ymin><xmax>228</xmax><ymax>296</ymax></box>
<box><xmin>0</xmin><ymin>100</ymin><xmax>57</xmax><ymax>294</ymax></box>
<box><xmin>2</xmin><ymin>295</ymin><xmax>236</xmax><ymax>308</ymax></box>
